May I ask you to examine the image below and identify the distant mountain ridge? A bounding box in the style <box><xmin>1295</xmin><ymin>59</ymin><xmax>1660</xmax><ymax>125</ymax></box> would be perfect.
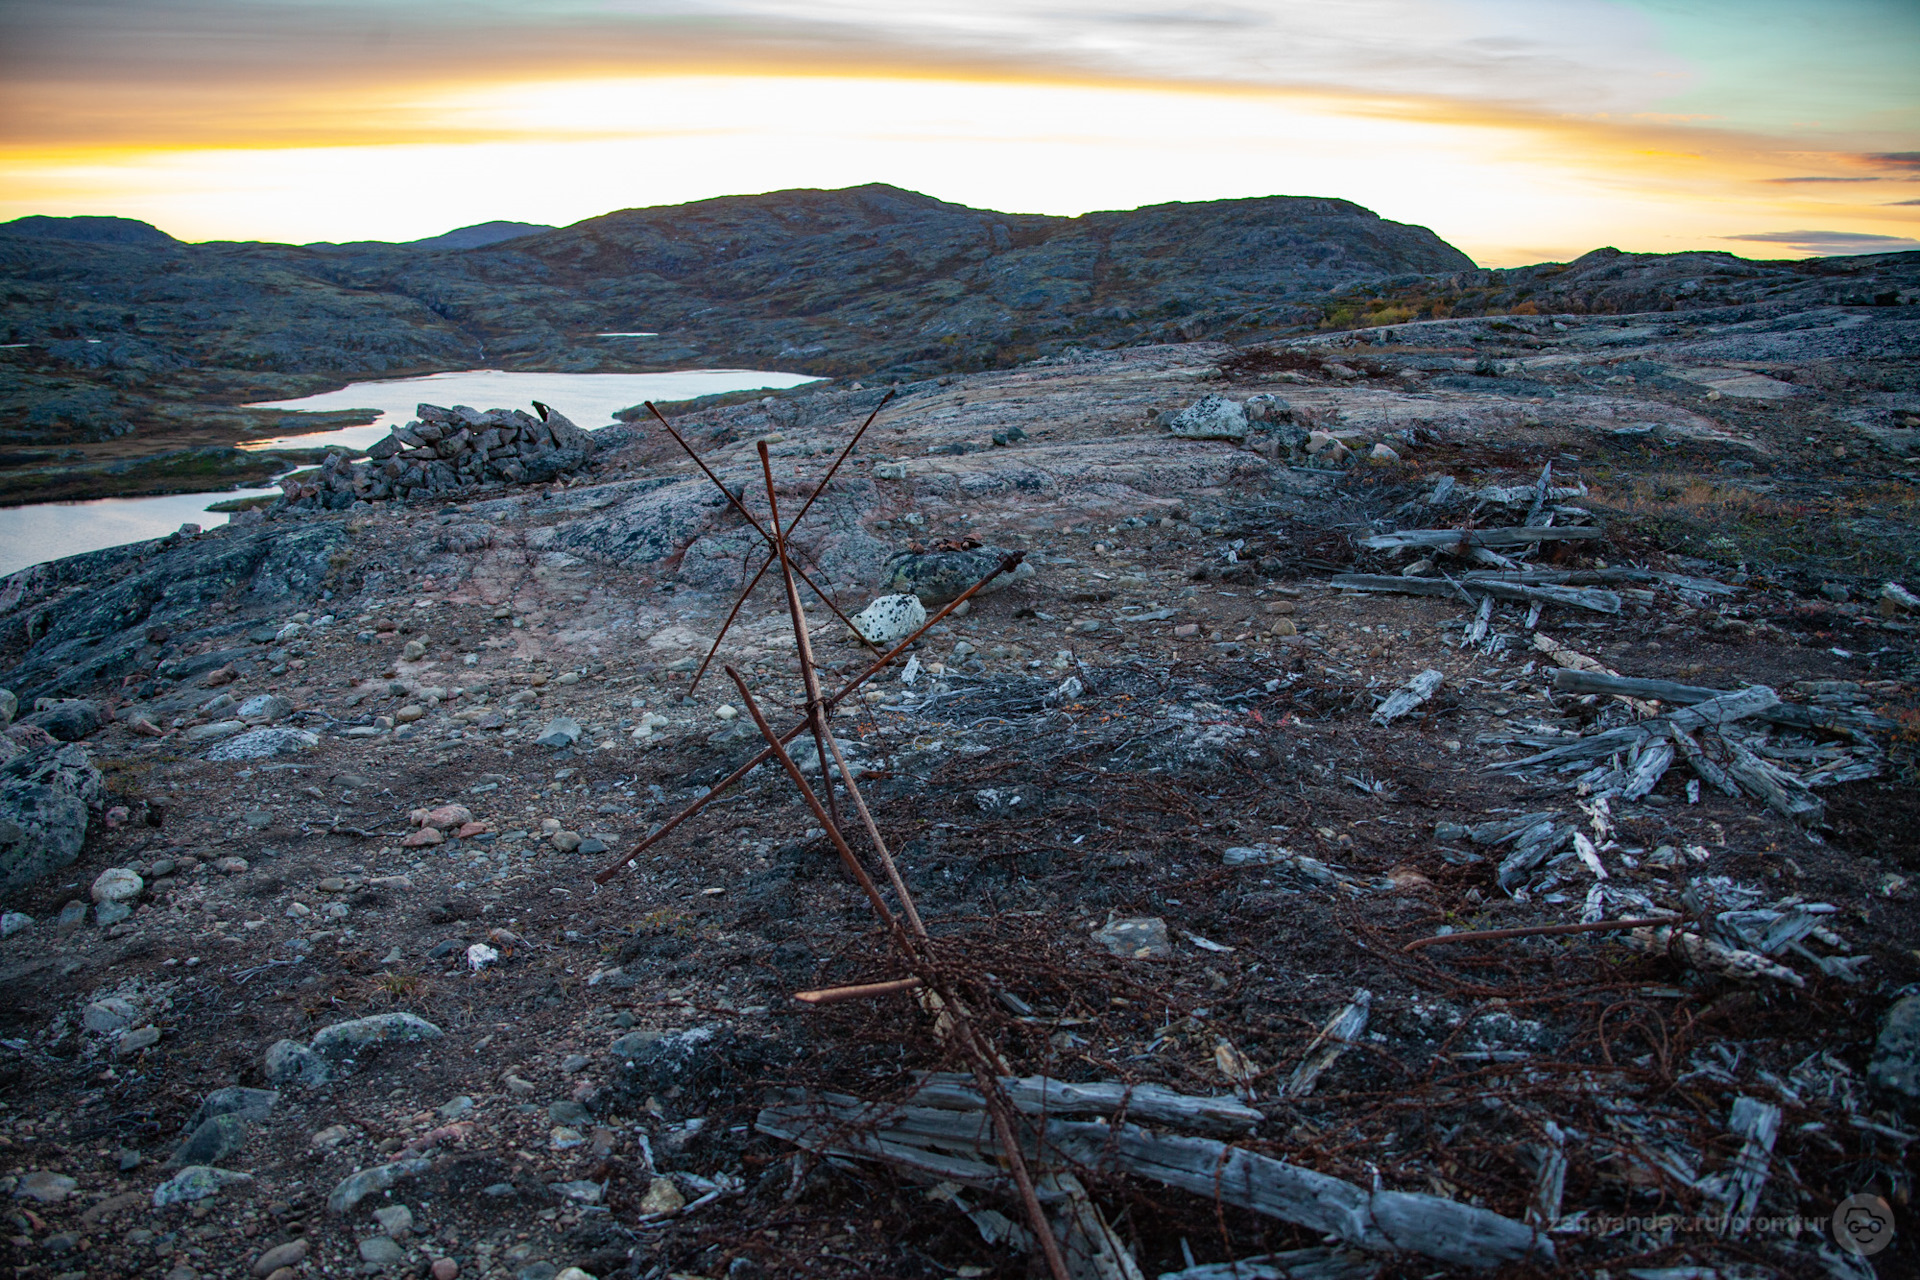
<box><xmin>9</xmin><ymin>182</ymin><xmax>1909</xmax><ymax>479</ymax></box>
<box><xmin>407</xmin><ymin>221</ymin><xmax>555</xmax><ymax>249</ymax></box>
<box><xmin>0</xmin><ymin>215</ymin><xmax>176</xmax><ymax>245</ymax></box>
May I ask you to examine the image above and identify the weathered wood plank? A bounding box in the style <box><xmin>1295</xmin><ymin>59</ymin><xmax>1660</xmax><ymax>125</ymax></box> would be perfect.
<box><xmin>760</xmin><ymin>1094</ymin><xmax>1554</xmax><ymax>1269</ymax></box>
<box><xmin>910</xmin><ymin>1074</ymin><xmax>1262</xmax><ymax>1134</ymax></box>
<box><xmin>1360</xmin><ymin>526</ymin><xmax>1604</xmax><ymax>550</ymax></box>
<box><xmin>1331</xmin><ymin>574</ymin><xmax>1621</xmax><ymax>614</ymax></box>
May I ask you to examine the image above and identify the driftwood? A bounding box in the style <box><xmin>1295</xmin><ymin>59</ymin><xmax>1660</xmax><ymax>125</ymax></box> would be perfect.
<box><xmin>1371</xmin><ymin>670</ymin><xmax>1443</xmax><ymax>725</ymax></box>
<box><xmin>759</xmin><ymin>1091</ymin><xmax>1553</xmax><ymax>1269</ymax></box>
<box><xmin>1360</xmin><ymin>526</ymin><xmax>1604</xmax><ymax>550</ymax></box>
<box><xmin>1332</xmin><ymin>574</ymin><xmax>1621</xmax><ymax>614</ymax></box>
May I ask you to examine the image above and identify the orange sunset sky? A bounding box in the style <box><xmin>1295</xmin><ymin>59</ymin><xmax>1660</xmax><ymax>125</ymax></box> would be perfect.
<box><xmin>1</xmin><ymin>0</ymin><xmax>1915</xmax><ymax>265</ymax></box>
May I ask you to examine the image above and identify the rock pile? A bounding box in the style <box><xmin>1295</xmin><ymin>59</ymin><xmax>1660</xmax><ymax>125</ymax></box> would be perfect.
<box><xmin>280</xmin><ymin>402</ymin><xmax>599</xmax><ymax>509</ymax></box>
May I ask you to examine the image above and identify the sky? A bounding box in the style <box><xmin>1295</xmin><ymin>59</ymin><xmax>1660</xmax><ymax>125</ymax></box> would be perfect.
<box><xmin>0</xmin><ymin>0</ymin><xmax>1915</xmax><ymax>265</ymax></box>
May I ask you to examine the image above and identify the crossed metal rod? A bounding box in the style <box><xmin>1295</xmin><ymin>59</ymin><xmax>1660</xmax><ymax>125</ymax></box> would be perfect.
<box><xmin>642</xmin><ymin>399</ymin><xmax>888</xmax><ymax>693</ymax></box>
<box><xmin>643</xmin><ymin>392</ymin><xmax>895</xmax><ymax>695</ymax></box>
<box><xmin>592</xmin><ymin>411</ymin><xmax>1069</xmax><ymax>1279</ymax></box>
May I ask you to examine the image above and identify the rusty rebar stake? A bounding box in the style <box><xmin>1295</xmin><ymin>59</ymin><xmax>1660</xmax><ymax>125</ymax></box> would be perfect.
<box><xmin>755</xmin><ymin>439</ymin><xmax>846</xmax><ymax>830</ymax></box>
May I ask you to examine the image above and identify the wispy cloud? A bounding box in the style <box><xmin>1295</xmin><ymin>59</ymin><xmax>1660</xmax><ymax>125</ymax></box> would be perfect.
<box><xmin>1764</xmin><ymin>176</ymin><xmax>1883</xmax><ymax>183</ymax></box>
<box><xmin>1725</xmin><ymin>229</ymin><xmax>1920</xmax><ymax>255</ymax></box>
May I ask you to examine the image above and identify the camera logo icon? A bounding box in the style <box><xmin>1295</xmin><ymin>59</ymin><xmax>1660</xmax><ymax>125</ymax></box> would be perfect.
<box><xmin>1832</xmin><ymin>1193</ymin><xmax>1895</xmax><ymax>1257</ymax></box>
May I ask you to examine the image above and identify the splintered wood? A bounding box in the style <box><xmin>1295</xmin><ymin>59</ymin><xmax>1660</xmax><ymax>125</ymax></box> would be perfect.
<box><xmin>757</xmin><ymin>1079</ymin><xmax>1553</xmax><ymax>1271</ymax></box>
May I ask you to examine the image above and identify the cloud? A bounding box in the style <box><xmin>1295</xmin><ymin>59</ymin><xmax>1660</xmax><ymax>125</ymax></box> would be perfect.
<box><xmin>1724</xmin><ymin>229</ymin><xmax>1920</xmax><ymax>256</ymax></box>
<box><xmin>1865</xmin><ymin>151</ymin><xmax>1920</xmax><ymax>168</ymax></box>
<box><xmin>1763</xmin><ymin>176</ymin><xmax>1882</xmax><ymax>183</ymax></box>
<box><xmin>1886</xmin><ymin>198</ymin><xmax>1920</xmax><ymax>206</ymax></box>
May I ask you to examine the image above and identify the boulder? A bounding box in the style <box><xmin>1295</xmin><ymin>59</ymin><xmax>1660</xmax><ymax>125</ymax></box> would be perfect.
<box><xmin>878</xmin><ymin>543</ymin><xmax>1032</xmax><ymax>605</ymax></box>
<box><xmin>236</xmin><ymin>694</ymin><xmax>292</xmax><ymax>723</ymax></box>
<box><xmin>169</xmin><ymin>1113</ymin><xmax>252</xmax><ymax>1167</ymax></box>
<box><xmin>0</xmin><ymin>744</ymin><xmax>100</xmax><ymax>899</ymax></box>
<box><xmin>204</xmin><ymin>728</ymin><xmax>319</xmax><ymax>761</ymax></box>
<box><xmin>0</xmin><ymin>688</ymin><xmax>15</xmax><ymax>727</ymax></box>
<box><xmin>1869</xmin><ymin>995</ymin><xmax>1920</xmax><ymax>1105</ymax></box>
<box><xmin>186</xmin><ymin>1086</ymin><xmax>280</xmax><ymax>1130</ymax></box>
<box><xmin>850</xmin><ymin>593</ymin><xmax>927</xmax><ymax>644</ymax></box>
<box><xmin>90</xmin><ymin>867</ymin><xmax>142</xmax><ymax>904</ymax></box>
<box><xmin>327</xmin><ymin>1157</ymin><xmax>430</xmax><ymax>1214</ymax></box>
<box><xmin>535</xmin><ymin>717</ymin><xmax>582</xmax><ymax>750</ymax></box>
<box><xmin>152</xmin><ymin>1165</ymin><xmax>252</xmax><ymax>1207</ymax></box>
<box><xmin>1164</xmin><ymin>394</ymin><xmax>1249</xmax><ymax>441</ymax></box>
<box><xmin>309</xmin><ymin>1011</ymin><xmax>443</xmax><ymax>1059</ymax></box>
<box><xmin>19</xmin><ymin>700</ymin><xmax>101</xmax><ymax>742</ymax></box>
<box><xmin>262</xmin><ymin>1038</ymin><xmax>331</xmax><ymax>1086</ymax></box>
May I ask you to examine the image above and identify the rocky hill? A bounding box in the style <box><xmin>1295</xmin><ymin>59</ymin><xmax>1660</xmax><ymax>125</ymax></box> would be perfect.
<box><xmin>0</xmin><ymin>186</ymin><xmax>1467</xmax><ymax>480</ymax></box>
<box><xmin>4</xmin><ymin>186</ymin><xmax>1917</xmax><ymax>508</ymax></box>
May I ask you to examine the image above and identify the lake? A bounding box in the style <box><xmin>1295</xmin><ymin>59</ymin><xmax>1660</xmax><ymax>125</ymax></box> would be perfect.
<box><xmin>242</xmin><ymin>367</ymin><xmax>820</xmax><ymax>451</ymax></box>
<box><xmin>0</xmin><ymin>484</ymin><xmax>284</xmax><ymax>579</ymax></box>
<box><xmin>2</xmin><ymin>367</ymin><xmax>818</xmax><ymax>577</ymax></box>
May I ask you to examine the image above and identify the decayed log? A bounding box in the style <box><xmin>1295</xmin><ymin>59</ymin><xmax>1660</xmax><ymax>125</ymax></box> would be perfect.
<box><xmin>1705</xmin><ymin>731</ymin><xmax>1825</xmax><ymax>826</ymax></box>
<box><xmin>1331</xmin><ymin>574</ymin><xmax>1621</xmax><ymax>614</ymax></box>
<box><xmin>1360</xmin><ymin>526</ymin><xmax>1604</xmax><ymax>550</ymax></box>
<box><xmin>1550</xmin><ymin>669</ymin><xmax>1895</xmax><ymax>736</ymax></box>
<box><xmin>759</xmin><ymin>1091</ymin><xmax>1554</xmax><ymax>1269</ymax></box>
<box><xmin>1494</xmin><ymin>687</ymin><xmax>1779</xmax><ymax>772</ymax></box>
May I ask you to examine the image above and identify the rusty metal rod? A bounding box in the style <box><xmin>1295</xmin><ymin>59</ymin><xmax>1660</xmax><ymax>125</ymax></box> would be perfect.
<box><xmin>753</xmin><ymin>438</ymin><xmax>927</xmax><ymax>936</ymax></box>
<box><xmin>1402</xmin><ymin>915</ymin><xmax>1683</xmax><ymax>953</ymax></box>
<box><xmin>793</xmin><ymin>977</ymin><xmax>924</xmax><ymax>1005</ymax></box>
<box><xmin>725</xmin><ymin>669</ymin><xmax>910</xmax><ymax>944</ymax></box>
<box><xmin>644</xmin><ymin>402</ymin><xmax>874</xmax><ymax>656</ymax></box>
<box><xmin>590</xmin><ymin>550</ymin><xmax>1025</xmax><ymax>884</ymax></box>
<box><xmin>758</xmin><ymin>439</ymin><xmax>845</xmax><ymax>831</ymax></box>
<box><xmin>687</xmin><ymin>392</ymin><xmax>893</xmax><ymax>694</ymax></box>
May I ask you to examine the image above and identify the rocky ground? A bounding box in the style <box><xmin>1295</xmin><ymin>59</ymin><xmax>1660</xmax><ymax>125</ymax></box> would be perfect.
<box><xmin>1</xmin><ymin>297</ymin><xmax>1918</xmax><ymax>1280</ymax></box>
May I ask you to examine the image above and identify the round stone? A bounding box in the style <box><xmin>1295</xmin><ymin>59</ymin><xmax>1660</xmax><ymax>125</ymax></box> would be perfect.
<box><xmin>91</xmin><ymin>867</ymin><xmax>144</xmax><ymax>904</ymax></box>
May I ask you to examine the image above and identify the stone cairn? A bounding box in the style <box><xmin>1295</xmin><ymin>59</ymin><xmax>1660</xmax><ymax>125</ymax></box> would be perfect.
<box><xmin>279</xmin><ymin>401</ymin><xmax>599</xmax><ymax>509</ymax></box>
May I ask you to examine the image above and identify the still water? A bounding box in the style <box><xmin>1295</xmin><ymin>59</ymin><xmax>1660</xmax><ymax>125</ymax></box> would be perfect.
<box><xmin>3</xmin><ymin>367</ymin><xmax>818</xmax><ymax>577</ymax></box>
<box><xmin>242</xmin><ymin>367</ymin><xmax>820</xmax><ymax>451</ymax></box>
<box><xmin>0</xmin><ymin>484</ymin><xmax>283</xmax><ymax>579</ymax></box>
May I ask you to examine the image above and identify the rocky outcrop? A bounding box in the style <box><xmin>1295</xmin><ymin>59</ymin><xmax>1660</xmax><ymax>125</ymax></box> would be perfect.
<box><xmin>0</xmin><ymin>522</ymin><xmax>346</xmax><ymax>702</ymax></box>
<box><xmin>0</xmin><ymin>742</ymin><xmax>101</xmax><ymax>900</ymax></box>
<box><xmin>279</xmin><ymin>402</ymin><xmax>598</xmax><ymax>508</ymax></box>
